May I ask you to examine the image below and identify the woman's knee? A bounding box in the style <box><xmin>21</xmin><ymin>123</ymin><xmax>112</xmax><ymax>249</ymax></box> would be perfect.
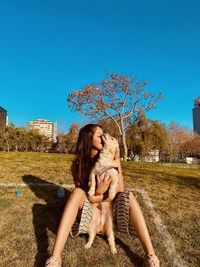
<box><xmin>129</xmin><ymin>191</ymin><xmax>138</xmax><ymax>201</ymax></box>
<box><xmin>70</xmin><ymin>187</ymin><xmax>86</xmax><ymax>209</ymax></box>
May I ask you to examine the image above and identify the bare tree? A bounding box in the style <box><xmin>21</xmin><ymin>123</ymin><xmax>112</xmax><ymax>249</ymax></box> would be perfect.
<box><xmin>180</xmin><ymin>132</ymin><xmax>200</xmax><ymax>159</ymax></box>
<box><xmin>166</xmin><ymin>122</ymin><xmax>192</xmax><ymax>162</ymax></box>
<box><xmin>67</xmin><ymin>72</ymin><xmax>163</xmax><ymax>160</ymax></box>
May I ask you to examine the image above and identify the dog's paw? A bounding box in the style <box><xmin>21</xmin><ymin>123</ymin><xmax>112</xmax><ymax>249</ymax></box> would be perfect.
<box><xmin>109</xmin><ymin>191</ymin><xmax>116</xmax><ymax>200</ymax></box>
<box><xmin>111</xmin><ymin>247</ymin><xmax>117</xmax><ymax>254</ymax></box>
<box><xmin>85</xmin><ymin>242</ymin><xmax>92</xmax><ymax>249</ymax></box>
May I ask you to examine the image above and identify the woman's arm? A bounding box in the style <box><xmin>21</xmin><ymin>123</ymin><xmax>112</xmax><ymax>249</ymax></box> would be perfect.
<box><xmin>87</xmin><ymin>194</ymin><xmax>106</xmax><ymax>203</ymax></box>
<box><xmin>88</xmin><ymin>161</ymin><xmax>124</xmax><ymax>203</ymax></box>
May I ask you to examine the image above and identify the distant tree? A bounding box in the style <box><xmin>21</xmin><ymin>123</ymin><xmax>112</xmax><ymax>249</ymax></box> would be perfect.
<box><xmin>191</xmin><ymin>134</ymin><xmax>200</xmax><ymax>157</ymax></box>
<box><xmin>67</xmin><ymin>72</ymin><xmax>163</xmax><ymax>160</ymax></box>
<box><xmin>98</xmin><ymin>118</ymin><xmax>120</xmax><ymax>139</ymax></box>
<box><xmin>26</xmin><ymin>129</ymin><xmax>50</xmax><ymax>152</ymax></box>
<box><xmin>166</xmin><ymin>122</ymin><xmax>180</xmax><ymax>162</ymax></box>
<box><xmin>65</xmin><ymin>123</ymin><xmax>79</xmax><ymax>153</ymax></box>
<box><xmin>164</xmin><ymin>122</ymin><xmax>194</xmax><ymax>162</ymax></box>
<box><xmin>97</xmin><ymin>118</ymin><xmax>124</xmax><ymax>157</ymax></box>
<box><xmin>64</xmin><ymin>135</ymin><xmax>74</xmax><ymax>153</ymax></box>
<box><xmin>126</xmin><ymin>111</ymin><xmax>167</xmax><ymax>160</ymax></box>
<box><xmin>180</xmin><ymin>132</ymin><xmax>200</xmax><ymax>159</ymax></box>
<box><xmin>68</xmin><ymin>123</ymin><xmax>79</xmax><ymax>144</ymax></box>
<box><xmin>9</xmin><ymin>126</ymin><xmax>30</xmax><ymax>152</ymax></box>
<box><xmin>0</xmin><ymin>124</ymin><xmax>52</xmax><ymax>153</ymax></box>
<box><xmin>127</xmin><ymin>128</ymin><xmax>146</xmax><ymax>159</ymax></box>
<box><xmin>18</xmin><ymin>127</ymin><xmax>30</xmax><ymax>151</ymax></box>
<box><xmin>52</xmin><ymin>123</ymin><xmax>80</xmax><ymax>154</ymax></box>
<box><xmin>0</xmin><ymin>123</ymin><xmax>16</xmax><ymax>152</ymax></box>
<box><xmin>53</xmin><ymin>133</ymin><xmax>68</xmax><ymax>153</ymax></box>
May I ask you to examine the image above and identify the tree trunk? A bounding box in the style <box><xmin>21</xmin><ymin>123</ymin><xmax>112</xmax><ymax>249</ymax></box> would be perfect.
<box><xmin>6</xmin><ymin>140</ymin><xmax>10</xmax><ymax>152</ymax></box>
<box><xmin>120</xmin><ymin>116</ymin><xmax>128</xmax><ymax>161</ymax></box>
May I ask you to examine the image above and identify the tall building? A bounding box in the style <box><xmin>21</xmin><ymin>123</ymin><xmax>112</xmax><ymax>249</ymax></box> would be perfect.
<box><xmin>193</xmin><ymin>97</ymin><xmax>200</xmax><ymax>134</ymax></box>
<box><xmin>0</xmin><ymin>106</ymin><xmax>8</xmax><ymax>130</ymax></box>
<box><xmin>28</xmin><ymin>119</ymin><xmax>57</xmax><ymax>142</ymax></box>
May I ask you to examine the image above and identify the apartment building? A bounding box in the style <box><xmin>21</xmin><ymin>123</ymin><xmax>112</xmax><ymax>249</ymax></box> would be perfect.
<box><xmin>0</xmin><ymin>106</ymin><xmax>8</xmax><ymax>130</ymax></box>
<box><xmin>28</xmin><ymin>119</ymin><xmax>57</xmax><ymax>142</ymax></box>
<box><xmin>193</xmin><ymin>97</ymin><xmax>200</xmax><ymax>134</ymax></box>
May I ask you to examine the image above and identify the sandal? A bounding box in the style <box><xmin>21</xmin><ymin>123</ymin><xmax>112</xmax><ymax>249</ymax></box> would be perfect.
<box><xmin>143</xmin><ymin>254</ymin><xmax>160</xmax><ymax>267</ymax></box>
<box><xmin>45</xmin><ymin>255</ymin><xmax>62</xmax><ymax>267</ymax></box>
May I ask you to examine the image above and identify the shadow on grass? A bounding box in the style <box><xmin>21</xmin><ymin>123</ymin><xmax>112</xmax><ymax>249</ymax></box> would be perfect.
<box><xmin>22</xmin><ymin>175</ymin><xmax>70</xmax><ymax>267</ymax></box>
<box><xmin>22</xmin><ymin>175</ymin><xmax>143</xmax><ymax>267</ymax></box>
<box><xmin>115</xmin><ymin>237</ymin><xmax>143</xmax><ymax>266</ymax></box>
<box><xmin>98</xmin><ymin>235</ymin><xmax>143</xmax><ymax>266</ymax></box>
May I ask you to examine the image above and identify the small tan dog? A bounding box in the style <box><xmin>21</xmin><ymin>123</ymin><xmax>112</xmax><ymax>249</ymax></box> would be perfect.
<box><xmin>88</xmin><ymin>133</ymin><xmax>120</xmax><ymax>200</ymax></box>
<box><xmin>85</xmin><ymin>201</ymin><xmax>117</xmax><ymax>254</ymax></box>
<box><xmin>85</xmin><ymin>133</ymin><xmax>120</xmax><ymax>254</ymax></box>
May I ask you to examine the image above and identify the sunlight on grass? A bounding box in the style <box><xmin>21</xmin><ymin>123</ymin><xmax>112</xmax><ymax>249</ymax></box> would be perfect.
<box><xmin>0</xmin><ymin>152</ymin><xmax>199</xmax><ymax>266</ymax></box>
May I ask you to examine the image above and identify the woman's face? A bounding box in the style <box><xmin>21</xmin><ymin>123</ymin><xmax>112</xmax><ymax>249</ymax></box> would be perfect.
<box><xmin>92</xmin><ymin>126</ymin><xmax>104</xmax><ymax>151</ymax></box>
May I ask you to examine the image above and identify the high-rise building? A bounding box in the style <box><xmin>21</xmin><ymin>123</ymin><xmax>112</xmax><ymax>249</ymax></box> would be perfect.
<box><xmin>193</xmin><ymin>97</ymin><xmax>200</xmax><ymax>134</ymax></box>
<box><xmin>0</xmin><ymin>106</ymin><xmax>8</xmax><ymax>130</ymax></box>
<box><xmin>28</xmin><ymin>119</ymin><xmax>57</xmax><ymax>142</ymax></box>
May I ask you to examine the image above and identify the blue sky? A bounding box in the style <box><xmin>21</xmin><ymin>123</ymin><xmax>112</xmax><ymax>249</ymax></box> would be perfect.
<box><xmin>0</xmin><ymin>0</ymin><xmax>199</xmax><ymax>132</ymax></box>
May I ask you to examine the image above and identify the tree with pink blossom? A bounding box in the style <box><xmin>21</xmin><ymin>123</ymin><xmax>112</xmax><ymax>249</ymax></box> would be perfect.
<box><xmin>67</xmin><ymin>72</ymin><xmax>163</xmax><ymax>160</ymax></box>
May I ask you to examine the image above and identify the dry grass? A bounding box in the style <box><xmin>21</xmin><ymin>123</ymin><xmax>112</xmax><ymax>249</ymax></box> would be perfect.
<box><xmin>0</xmin><ymin>152</ymin><xmax>199</xmax><ymax>267</ymax></box>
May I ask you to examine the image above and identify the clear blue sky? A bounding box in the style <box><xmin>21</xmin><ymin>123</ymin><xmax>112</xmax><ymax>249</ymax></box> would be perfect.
<box><xmin>0</xmin><ymin>0</ymin><xmax>199</xmax><ymax>132</ymax></box>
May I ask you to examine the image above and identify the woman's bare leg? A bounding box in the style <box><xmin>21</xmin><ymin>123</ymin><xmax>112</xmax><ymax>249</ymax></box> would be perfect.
<box><xmin>129</xmin><ymin>192</ymin><xmax>155</xmax><ymax>255</ymax></box>
<box><xmin>52</xmin><ymin>187</ymin><xmax>86</xmax><ymax>257</ymax></box>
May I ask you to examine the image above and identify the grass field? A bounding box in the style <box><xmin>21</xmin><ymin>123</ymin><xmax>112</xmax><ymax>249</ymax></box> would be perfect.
<box><xmin>0</xmin><ymin>152</ymin><xmax>199</xmax><ymax>267</ymax></box>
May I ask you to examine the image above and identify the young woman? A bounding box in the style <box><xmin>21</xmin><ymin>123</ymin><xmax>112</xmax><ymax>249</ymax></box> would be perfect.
<box><xmin>45</xmin><ymin>124</ymin><xmax>160</xmax><ymax>267</ymax></box>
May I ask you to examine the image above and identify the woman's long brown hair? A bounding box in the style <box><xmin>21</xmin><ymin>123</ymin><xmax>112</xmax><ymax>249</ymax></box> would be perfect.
<box><xmin>71</xmin><ymin>123</ymin><xmax>102</xmax><ymax>192</ymax></box>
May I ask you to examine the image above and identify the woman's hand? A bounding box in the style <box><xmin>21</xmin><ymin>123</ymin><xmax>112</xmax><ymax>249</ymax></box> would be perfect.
<box><xmin>95</xmin><ymin>171</ymin><xmax>112</xmax><ymax>196</ymax></box>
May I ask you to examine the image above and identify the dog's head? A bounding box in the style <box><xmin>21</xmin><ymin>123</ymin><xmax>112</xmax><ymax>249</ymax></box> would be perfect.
<box><xmin>101</xmin><ymin>133</ymin><xmax>120</xmax><ymax>160</ymax></box>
